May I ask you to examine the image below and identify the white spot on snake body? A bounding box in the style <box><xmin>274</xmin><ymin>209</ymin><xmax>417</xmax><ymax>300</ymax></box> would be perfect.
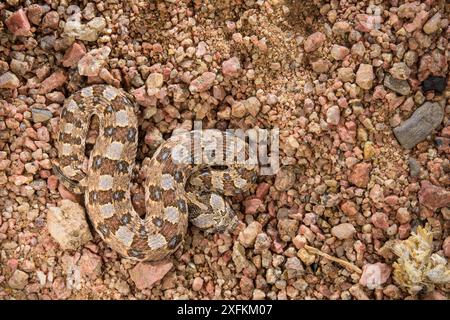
<box><xmin>115</xmin><ymin>110</ymin><xmax>129</xmax><ymax>127</ymax></box>
<box><xmin>164</xmin><ymin>206</ymin><xmax>180</xmax><ymax>224</ymax></box>
<box><xmin>63</xmin><ymin>123</ymin><xmax>75</xmax><ymax>134</ymax></box>
<box><xmin>191</xmin><ymin>215</ymin><xmax>214</xmax><ymax>229</ymax></box>
<box><xmin>160</xmin><ymin>174</ymin><xmax>175</xmax><ymax>190</ymax></box>
<box><xmin>81</xmin><ymin>86</ymin><xmax>93</xmax><ymax>97</ymax></box>
<box><xmin>209</xmin><ymin>194</ymin><xmax>225</xmax><ymax>211</ymax></box>
<box><xmin>147</xmin><ymin>234</ymin><xmax>167</xmax><ymax>250</ymax></box>
<box><xmin>103</xmin><ymin>86</ymin><xmax>118</xmax><ymax>101</ymax></box>
<box><xmin>98</xmin><ymin>175</ymin><xmax>114</xmax><ymax>190</ymax></box>
<box><xmin>66</xmin><ymin>100</ymin><xmax>78</xmax><ymax>112</ymax></box>
<box><xmin>99</xmin><ymin>203</ymin><xmax>115</xmax><ymax>218</ymax></box>
<box><xmin>105</xmin><ymin>142</ymin><xmax>124</xmax><ymax>160</ymax></box>
<box><xmin>115</xmin><ymin>226</ymin><xmax>134</xmax><ymax>247</ymax></box>
<box><xmin>61</xmin><ymin>144</ymin><xmax>73</xmax><ymax>155</ymax></box>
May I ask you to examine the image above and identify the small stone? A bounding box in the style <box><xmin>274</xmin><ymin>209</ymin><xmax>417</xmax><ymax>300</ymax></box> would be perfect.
<box><xmin>78</xmin><ymin>47</ymin><xmax>111</xmax><ymax>77</ymax></box>
<box><xmin>363</xmin><ymin>142</ymin><xmax>376</xmax><ymax>160</ymax></box>
<box><xmin>242</xmin><ymin>198</ymin><xmax>262</xmax><ymax>215</ymax></box>
<box><xmin>421</xmin><ymin>76</ymin><xmax>446</xmax><ymax>94</ymax></box>
<box><xmin>232</xmin><ymin>242</ymin><xmax>249</xmax><ymax>273</ymax></box>
<box><xmin>326</xmin><ymin>105</ymin><xmax>340</xmax><ymax>125</ymax></box>
<box><xmin>285</xmin><ymin>257</ymin><xmax>304</xmax><ymax>278</ymax></box>
<box><xmin>39</xmin><ymin>70</ymin><xmax>67</xmax><ymax>94</ymax></box>
<box><xmin>331</xmin><ymin>223</ymin><xmax>356</xmax><ymax>240</ymax></box>
<box><xmin>129</xmin><ymin>261</ymin><xmax>173</xmax><ymax>290</ymax></box>
<box><xmin>297</xmin><ymin>248</ymin><xmax>315</xmax><ymax>266</ymax></box>
<box><xmin>5</xmin><ymin>9</ymin><xmax>31</xmax><ymax>36</ymax></box>
<box><xmin>341</xmin><ymin>201</ymin><xmax>358</xmax><ymax>217</ymax></box>
<box><xmin>359</xmin><ymin>263</ymin><xmax>391</xmax><ymax>289</ymax></box>
<box><xmin>349</xmin><ymin>162</ymin><xmax>371</xmax><ymax>188</ymax></box>
<box><xmin>8</xmin><ymin>270</ymin><xmax>29</xmax><ymax>290</ymax></box>
<box><xmin>27</xmin><ymin>4</ymin><xmax>50</xmax><ymax>25</ymax></box>
<box><xmin>192</xmin><ymin>277</ymin><xmax>204</xmax><ymax>291</ymax></box>
<box><xmin>278</xmin><ymin>219</ymin><xmax>299</xmax><ymax>241</ymax></box>
<box><xmin>383</xmin><ymin>74</ymin><xmax>411</xmax><ymax>96</ymax></box>
<box><xmin>423</xmin><ymin>13</ymin><xmax>441</xmax><ymax>34</ymax></box>
<box><xmin>330</xmin><ymin>45</ymin><xmax>349</xmax><ymax>60</ymax></box>
<box><xmin>47</xmin><ymin>200</ymin><xmax>93</xmax><ymax>250</ymax></box>
<box><xmin>222</xmin><ymin>57</ymin><xmax>241</xmax><ymax>77</ymax></box>
<box><xmin>31</xmin><ymin>108</ymin><xmax>52</xmax><ymax>122</ymax></box>
<box><xmin>146</xmin><ymin>72</ymin><xmax>164</xmax><ymax>95</ymax></box>
<box><xmin>338</xmin><ymin>67</ymin><xmax>355</xmax><ymax>82</ymax></box>
<box><xmin>78</xmin><ymin>251</ymin><xmax>102</xmax><ymax>278</ymax></box>
<box><xmin>389</xmin><ymin>62</ymin><xmax>411</xmax><ymax>80</ymax></box>
<box><xmin>132</xmin><ymin>86</ymin><xmax>157</xmax><ymax>108</ymax></box>
<box><xmin>443</xmin><ymin>237</ymin><xmax>450</xmax><ymax>258</ymax></box>
<box><xmin>356</xmin><ymin>64</ymin><xmax>374</xmax><ymax>90</ymax></box>
<box><xmin>393</xmin><ymin>102</ymin><xmax>444</xmax><ymax>149</ymax></box>
<box><xmin>396</xmin><ymin>208</ymin><xmax>411</xmax><ymax>224</ymax></box>
<box><xmin>311</xmin><ymin>59</ymin><xmax>331</xmax><ymax>73</ymax></box>
<box><xmin>371</xmin><ymin>212</ymin><xmax>389</xmax><ymax>230</ymax></box>
<box><xmin>238</xmin><ymin>221</ymin><xmax>262</xmax><ymax>248</ymax></box>
<box><xmin>62</xmin><ymin>43</ymin><xmax>86</xmax><ymax>68</ymax></box>
<box><xmin>418</xmin><ymin>181</ymin><xmax>450</xmax><ymax>211</ymax></box>
<box><xmin>274</xmin><ymin>168</ymin><xmax>296</xmax><ymax>191</ymax></box>
<box><xmin>303</xmin><ymin>32</ymin><xmax>326</xmax><ymax>53</ymax></box>
<box><xmin>408</xmin><ymin>157</ymin><xmax>421</xmax><ymax>177</ymax></box>
<box><xmin>189</xmin><ymin>72</ymin><xmax>215</xmax><ymax>93</ymax></box>
<box><xmin>231</xmin><ymin>101</ymin><xmax>247</xmax><ymax>118</ymax></box>
<box><xmin>253</xmin><ymin>289</ymin><xmax>266</xmax><ymax>300</ymax></box>
<box><xmin>0</xmin><ymin>72</ymin><xmax>20</xmax><ymax>89</ymax></box>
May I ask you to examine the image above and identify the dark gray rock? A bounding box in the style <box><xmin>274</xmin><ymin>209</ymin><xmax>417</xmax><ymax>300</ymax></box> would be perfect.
<box><xmin>393</xmin><ymin>102</ymin><xmax>444</xmax><ymax>149</ymax></box>
<box><xmin>384</xmin><ymin>74</ymin><xmax>411</xmax><ymax>96</ymax></box>
<box><xmin>408</xmin><ymin>157</ymin><xmax>421</xmax><ymax>177</ymax></box>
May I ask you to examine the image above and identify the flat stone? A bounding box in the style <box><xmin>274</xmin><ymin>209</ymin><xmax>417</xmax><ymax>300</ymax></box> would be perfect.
<box><xmin>47</xmin><ymin>200</ymin><xmax>93</xmax><ymax>250</ymax></box>
<box><xmin>393</xmin><ymin>102</ymin><xmax>444</xmax><ymax>149</ymax></box>
<box><xmin>129</xmin><ymin>261</ymin><xmax>173</xmax><ymax>290</ymax></box>
<box><xmin>31</xmin><ymin>108</ymin><xmax>53</xmax><ymax>122</ymax></box>
<box><xmin>0</xmin><ymin>72</ymin><xmax>20</xmax><ymax>89</ymax></box>
<box><xmin>8</xmin><ymin>270</ymin><xmax>29</xmax><ymax>290</ymax></box>
<box><xmin>421</xmin><ymin>76</ymin><xmax>446</xmax><ymax>94</ymax></box>
<box><xmin>384</xmin><ymin>74</ymin><xmax>411</xmax><ymax>96</ymax></box>
<box><xmin>5</xmin><ymin>9</ymin><xmax>31</xmax><ymax>36</ymax></box>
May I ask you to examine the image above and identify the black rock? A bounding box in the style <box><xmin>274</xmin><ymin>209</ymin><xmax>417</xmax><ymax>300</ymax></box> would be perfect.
<box><xmin>421</xmin><ymin>76</ymin><xmax>446</xmax><ymax>94</ymax></box>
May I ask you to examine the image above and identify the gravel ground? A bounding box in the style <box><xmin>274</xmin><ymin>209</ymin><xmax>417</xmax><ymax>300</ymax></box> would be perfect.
<box><xmin>0</xmin><ymin>0</ymin><xmax>449</xmax><ymax>300</ymax></box>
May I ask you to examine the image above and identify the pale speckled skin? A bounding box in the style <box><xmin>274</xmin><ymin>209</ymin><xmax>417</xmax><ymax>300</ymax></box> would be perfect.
<box><xmin>53</xmin><ymin>85</ymin><xmax>258</xmax><ymax>261</ymax></box>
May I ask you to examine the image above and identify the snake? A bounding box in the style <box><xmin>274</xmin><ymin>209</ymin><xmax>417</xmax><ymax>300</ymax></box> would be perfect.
<box><xmin>52</xmin><ymin>84</ymin><xmax>258</xmax><ymax>261</ymax></box>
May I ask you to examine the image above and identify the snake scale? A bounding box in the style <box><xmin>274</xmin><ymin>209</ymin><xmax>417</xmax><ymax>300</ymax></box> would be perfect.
<box><xmin>53</xmin><ymin>84</ymin><xmax>258</xmax><ymax>261</ymax></box>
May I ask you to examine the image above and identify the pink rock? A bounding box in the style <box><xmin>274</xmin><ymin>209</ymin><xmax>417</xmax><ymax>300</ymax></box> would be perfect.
<box><xmin>6</xmin><ymin>9</ymin><xmax>31</xmax><ymax>36</ymax></box>
<box><xmin>222</xmin><ymin>57</ymin><xmax>241</xmax><ymax>77</ymax></box>
<box><xmin>39</xmin><ymin>70</ymin><xmax>67</xmax><ymax>94</ymax></box>
<box><xmin>255</xmin><ymin>182</ymin><xmax>270</xmax><ymax>200</ymax></box>
<box><xmin>398</xmin><ymin>223</ymin><xmax>411</xmax><ymax>239</ymax></box>
<box><xmin>443</xmin><ymin>237</ymin><xmax>450</xmax><ymax>258</ymax></box>
<box><xmin>62</xmin><ymin>43</ymin><xmax>86</xmax><ymax>68</ymax></box>
<box><xmin>47</xmin><ymin>175</ymin><xmax>59</xmax><ymax>191</ymax></box>
<box><xmin>418</xmin><ymin>51</ymin><xmax>448</xmax><ymax>81</ymax></box>
<box><xmin>371</xmin><ymin>212</ymin><xmax>389</xmax><ymax>229</ymax></box>
<box><xmin>330</xmin><ymin>44</ymin><xmax>349</xmax><ymax>60</ymax></box>
<box><xmin>404</xmin><ymin>10</ymin><xmax>429</xmax><ymax>33</ymax></box>
<box><xmin>78</xmin><ymin>250</ymin><xmax>102</xmax><ymax>278</ymax></box>
<box><xmin>129</xmin><ymin>261</ymin><xmax>173</xmax><ymax>290</ymax></box>
<box><xmin>242</xmin><ymin>198</ymin><xmax>262</xmax><ymax>215</ymax></box>
<box><xmin>238</xmin><ymin>221</ymin><xmax>262</xmax><ymax>248</ymax></box>
<box><xmin>192</xmin><ymin>277</ymin><xmax>204</xmax><ymax>291</ymax></box>
<box><xmin>311</xmin><ymin>58</ymin><xmax>331</xmax><ymax>73</ymax></box>
<box><xmin>27</xmin><ymin>4</ymin><xmax>49</xmax><ymax>25</ymax></box>
<box><xmin>359</xmin><ymin>263</ymin><xmax>391</xmax><ymax>289</ymax></box>
<box><xmin>418</xmin><ymin>181</ymin><xmax>450</xmax><ymax>211</ymax></box>
<box><xmin>189</xmin><ymin>72</ymin><xmax>216</xmax><ymax>93</ymax></box>
<box><xmin>303</xmin><ymin>32</ymin><xmax>326</xmax><ymax>53</ymax></box>
<box><xmin>331</xmin><ymin>223</ymin><xmax>356</xmax><ymax>240</ymax></box>
<box><xmin>349</xmin><ymin>163</ymin><xmax>372</xmax><ymax>188</ymax></box>
<box><xmin>355</xmin><ymin>14</ymin><xmax>382</xmax><ymax>32</ymax></box>
<box><xmin>132</xmin><ymin>86</ymin><xmax>157</xmax><ymax>107</ymax></box>
<box><xmin>341</xmin><ymin>201</ymin><xmax>358</xmax><ymax>217</ymax></box>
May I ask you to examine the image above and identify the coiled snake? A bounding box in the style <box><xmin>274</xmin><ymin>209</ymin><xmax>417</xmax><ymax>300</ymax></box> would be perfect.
<box><xmin>53</xmin><ymin>85</ymin><xmax>258</xmax><ymax>261</ymax></box>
